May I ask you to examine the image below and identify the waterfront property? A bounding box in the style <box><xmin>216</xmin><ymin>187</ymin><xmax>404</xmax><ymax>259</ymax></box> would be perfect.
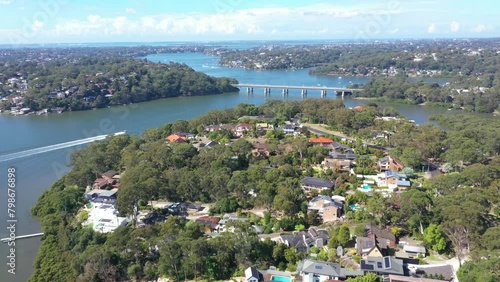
<box><xmin>84</xmin><ymin>203</ymin><xmax>129</xmax><ymax>233</ymax></box>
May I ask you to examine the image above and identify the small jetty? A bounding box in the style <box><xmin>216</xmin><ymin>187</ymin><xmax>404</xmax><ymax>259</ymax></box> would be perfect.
<box><xmin>1</xmin><ymin>233</ymin><xmax>44</xmax><ymax>242</ymax></box>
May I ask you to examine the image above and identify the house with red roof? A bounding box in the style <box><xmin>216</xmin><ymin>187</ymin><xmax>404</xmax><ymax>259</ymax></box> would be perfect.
<box><xmin>166</xmin><ymin>134</ymin><xmax>187</xmax><ymax>143</ymax></box>
<box><xmin>309</xmin><ymin>137</ymin><xmax>334</xmax><ymax>146</ymax></box>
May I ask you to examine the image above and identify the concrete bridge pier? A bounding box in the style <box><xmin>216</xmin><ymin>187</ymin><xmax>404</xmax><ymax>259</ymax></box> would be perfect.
<box><xmin>301</xmin><ymin>89</ymin><xmax>307</xmax><ymax>98</ymax></box>
<box><xmin>264</xmin><ymin>88</ymin><xmax>271</xmax><ymax>96</ymax></box>
<box><xmin>341</xmin><ymin>91</ymin><xmax>345</xmax><ymax>98</ymax></box>
<box><xmin>282</xmin><ymin>88</ymin><xmax>289</xmax><ymax>97</ymax></box>
<box><xmin>321</xmin><ymin>90</ymin><xmax>327</xmax><ymax>98</ymax></box>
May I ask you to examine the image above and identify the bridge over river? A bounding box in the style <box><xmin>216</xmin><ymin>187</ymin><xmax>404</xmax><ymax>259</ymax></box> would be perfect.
<box><xmin>231</xmin><ymin>83</ymin><xmax>363</xmax><ymax>97</ymax></box>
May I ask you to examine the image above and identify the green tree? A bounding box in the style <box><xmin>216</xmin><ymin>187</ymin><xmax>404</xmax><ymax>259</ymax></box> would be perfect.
<box><xmin>423</xmin><ymin>224</ymin><xmax>448</xmax><ymax>253</ymax></box>
<box><xmin>457</xmin><ymin>257</ymin><xmax>500</xmax><ymax>282</ymax></box>
<box><xmin>337</xmin><ymin>224</ymin><xmax>352</xmax><ymax>246</ymax></box>
<box><xmin>347</xmin><ymin>272</ymin><xmax>380</xmax><ymax>282</ymax></box>
<box><xmin>400</xmin><ymin>147</ymin><xmax>423</xmax><ymax>169</ymax></box>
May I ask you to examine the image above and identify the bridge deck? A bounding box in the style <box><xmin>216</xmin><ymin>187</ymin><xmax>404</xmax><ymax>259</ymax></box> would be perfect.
<box><xmin>231</xmin><ymin>83</ymin><xmax>363</xmax><ymax>92</ymax></box>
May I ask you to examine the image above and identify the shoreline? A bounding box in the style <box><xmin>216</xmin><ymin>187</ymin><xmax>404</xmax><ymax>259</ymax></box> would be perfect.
<box><xmin>1</xmin><ymin>91</ymin><xmax>239</xmax><ymax>117</ymax></box>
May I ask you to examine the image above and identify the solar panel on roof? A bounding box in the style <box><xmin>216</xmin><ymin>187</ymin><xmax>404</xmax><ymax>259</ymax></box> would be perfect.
<box><xmin>360</xmin><ymin>260</ymin><xmax>374</xmax><ymax>270</ymax></box>
<box><xmin>384</xmin><ymin>257</ymin><xmax>391</xmax><ymax>269</ymax></box>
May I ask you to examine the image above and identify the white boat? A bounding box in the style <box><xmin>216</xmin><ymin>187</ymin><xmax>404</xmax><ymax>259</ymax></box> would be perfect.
<box><xmin>113</xmin><ymin>131</ymin><xmax>127</xmax><ymax>136</ymax></box>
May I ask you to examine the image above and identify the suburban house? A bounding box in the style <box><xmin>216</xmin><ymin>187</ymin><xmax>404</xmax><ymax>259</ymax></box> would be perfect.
<box><xmin>281</xmin><ymin>124</ymin><xmax>299</xmax><ymax>135</ymax></box>
<box><xmin>366</xmin><ymin>223</ymin><xmax>397</xmax><ymax>249</ymax></box>
<box><xmin>275</xmin><ymin>228</ymin><xmax>330</xmax><ymax>253</ymax></box>
<box><xmin>85</xmin><ymin>203</ymin><xmax>129</xmax><ymax>233</ymax></box>
<box><xmin>297</xmin><ymin>259</ymin><xmax>364</xmax><ymax>282</ymax></box>
<box><xmin>323</xmin><ymin>144</ymin><xmax>356</xmax><ymax>172</ymax></box>
<box><xmin>217</xmin><ymin>213</ymin><xmax>249</xmax><ymax>232</ymax></box>
<box><xmin>92</xmin><ymin>170</ymin><xmax>119</xmax><ymax>190</ymax></box>
<box><xmin>166</xmin><ymin>134</ymin><xmax>188</xmax><ymax>143</ymax></box>
<box><xmin>403</xmin><ymin>245</ymin><xmax>427</xmax><ymax>258</ymax></box>
<box><xmin>322</xmin><ymin>158</ymin><xmax>352</xmax><ymax>172</ymax></box>
<box><xmin>378</xmin><ymin>156</ymin><xmax>405</xmax><ymax>172</ymax></box>
<box><xmin>234</xmin><ymin>123</ymin><xmax>252</xmax><ymax>137</ymax></box>
<box><xmin>309</xmin><ymin>137</ymin><xmax>334</xmax><ymax>146</ymax></box>
<box><xmin>377</xmin><ymin>170</ymin><xmax>411</xmax><ymax>190</ymax></box>
<box><xmin>408</xmin><ymin>265</ymin><xmax>454</xmax><ymax>282</ymax></box>
<box><xmin>195</xmin><ymin>216</ymin><xmax>221</xmax><ymax>234</ymax></box>
<box><xmin>301</xmin><ymin>177</ymin><xmax>335</xmax><ymax>193</ymax></box>
<box><xmin>330</xmin><ymin>142</ymin><xmax>355</xmax><ymax>154</ymax></box>
<box><xmin>356</xmin><ymin>236</ymin><xmax>386</xmax><ymax>259</ymax></box>
<box><xmin>86</xmin><ymin>189</ymin><xmax>118</xmax><ymax>204</ymax></box>
<box><xmin>387</xmin><ymin>275</ymin><xmax>449</xmax><ymax>282</ymax></box>
<box><xmin>308</xmin><ymin>196</ymin><xmax>344</xmax><ymax>223</ymax></box>
<box><xmin>204</xmin><ymin>123</ymin><xmax>236</xmax><ymax>133</ymax></box>
<box><xmin>245</xmin><ymin>267</ymin><xmax>263</xmax><ymax>282</ymax></box>
<box><xmin>252</xmin><ymin>141</ymin><xmax>270</xmax><ymax>157</ymax></box>
<box><xmin>195</xmin><ymin>140</ymin><xmax>219</xmax><ymax>150</ymax></box>
<box><xmin>328</xmin><ymin>152</ymin><xmax>357</xmax><ymax>161</ymax></box>
<box><xmin>360</xmin><ymin>256</ymin><xmax>406</xmax><ymax>276</ymax></box>
<box><xmin>175</xmin><ymin>132</ymin><xmax>195</xmax><ymax>139</ymax></box>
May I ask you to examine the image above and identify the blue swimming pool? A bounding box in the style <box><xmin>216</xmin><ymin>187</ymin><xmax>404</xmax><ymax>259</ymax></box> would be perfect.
<box><xmin>349</xmin><ymin>204</ymin><xmax>360</xmax><ymax>210</ymax></box>
<box><xmin>362</xmin><ymin>184</ymin><xmax>372</xmax><ymax>190</ymax></box>
<box><xmin>271</xmin><ymin>275</ymin><xmax>291</xmax><ymax>282</ymax></box>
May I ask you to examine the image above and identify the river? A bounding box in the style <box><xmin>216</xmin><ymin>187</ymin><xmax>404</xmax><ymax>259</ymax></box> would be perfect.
<box><xmin>0</xmin><ymin>49</ymin><xmax>453</xmax><ymax>282</ymax></box>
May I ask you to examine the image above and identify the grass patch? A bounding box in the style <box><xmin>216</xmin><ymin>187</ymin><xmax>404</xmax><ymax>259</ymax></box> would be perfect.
<box><xmin>425</xmin><ymin>255</ymin><xmax>444</xmax><ymax>261</ymax></box>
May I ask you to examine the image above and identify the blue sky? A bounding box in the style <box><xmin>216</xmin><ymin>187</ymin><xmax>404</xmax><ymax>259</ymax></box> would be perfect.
<box><xmin>0</xmin><ymin>0</ymin><xmax>498</xmax><ymax>44</ymax></box>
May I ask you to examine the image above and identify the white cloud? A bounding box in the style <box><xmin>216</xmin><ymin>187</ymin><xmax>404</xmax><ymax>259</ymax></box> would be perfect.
<box><xmin>472</xmin><ymin>24</ymin><xmax>494</xmax><ymax>33</ymax></box>
<box><xmin>0</xmin><ymin>1</ymin><xmax>11</xmax><ymax>4</ymax></box>
<box><xmin>33</xmin><ymin>21</ymin><xmax>45</xmax><ymax>32</ymax></box>
<box><xmin>450</xmin><ymin>21</ymin><xmax>460</xmax><ymax>32</ymax></box>
<box><xmin>125</xmin><ymin>8</ymin><xmax>136</xmax><ymax>14</ymax></box>
<box><xmin>49</xmin><ymin>4</ymin><xmax>400</xmax><ymax>39</ymax></box>
<box><xmin>389</xmin><ymin>28</ymin><xmax>399</xmax><ymax>34</ymax></box>
<box><xmin>427</xmin><ymin>23</ymin><xmax>437</xmax><ymax>33</ymax></box>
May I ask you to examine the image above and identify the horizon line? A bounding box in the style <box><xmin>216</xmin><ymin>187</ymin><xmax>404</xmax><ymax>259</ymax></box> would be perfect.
<box><xmin>1</xmin><ymin>36</ymin><xmax>499</xmax><ymax>48</ymax></box>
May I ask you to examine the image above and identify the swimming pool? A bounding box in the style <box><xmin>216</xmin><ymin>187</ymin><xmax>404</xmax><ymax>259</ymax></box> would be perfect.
<box><xmin>362</xmin><ymin>184</ymin><xmax>372</xmax><ymax>190</ymax></box>
<box><xmin>271</xmin><ymin>275</ymin><xmax>291</xmax><ymax>282</ymax></box>
<box><xmin>349</xmin><ymin>204</ymin><xmax>360</xmax><ymax>210</ymax></box>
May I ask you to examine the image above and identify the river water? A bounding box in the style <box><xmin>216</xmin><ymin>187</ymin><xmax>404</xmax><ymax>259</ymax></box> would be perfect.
<box><xmin>0</xmin><ymin>50</ymin><xmax>452</xmax><ymax>282</ymax></box>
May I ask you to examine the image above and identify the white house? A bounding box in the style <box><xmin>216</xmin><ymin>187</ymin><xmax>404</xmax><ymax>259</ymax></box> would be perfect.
<box><xmin>244</xmin><ymin>267</ymin><xmax>262</xmax><ymax>282</ymax></box>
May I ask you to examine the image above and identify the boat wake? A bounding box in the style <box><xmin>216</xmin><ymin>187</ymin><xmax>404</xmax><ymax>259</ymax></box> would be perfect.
<box><xmin>201</xmin><ymin>64</ymin><xmax>219</xmax><ymax>69</ymax></box>
<box><xmin>0</xmin><ymin>134</ymin><xmax>110</xmax><ymax>163</ymax></box>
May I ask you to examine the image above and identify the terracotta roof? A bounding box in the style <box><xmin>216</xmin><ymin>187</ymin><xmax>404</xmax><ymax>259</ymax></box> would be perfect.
<box><xmin>166</xmin><ymin>134</ymin><xmax>187</xmax><ymax>143</ymax></box>
<box><xmin>309</xmin><ymin>137</ymin><xmax>334</xmax><ymax>144</ymax></box>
